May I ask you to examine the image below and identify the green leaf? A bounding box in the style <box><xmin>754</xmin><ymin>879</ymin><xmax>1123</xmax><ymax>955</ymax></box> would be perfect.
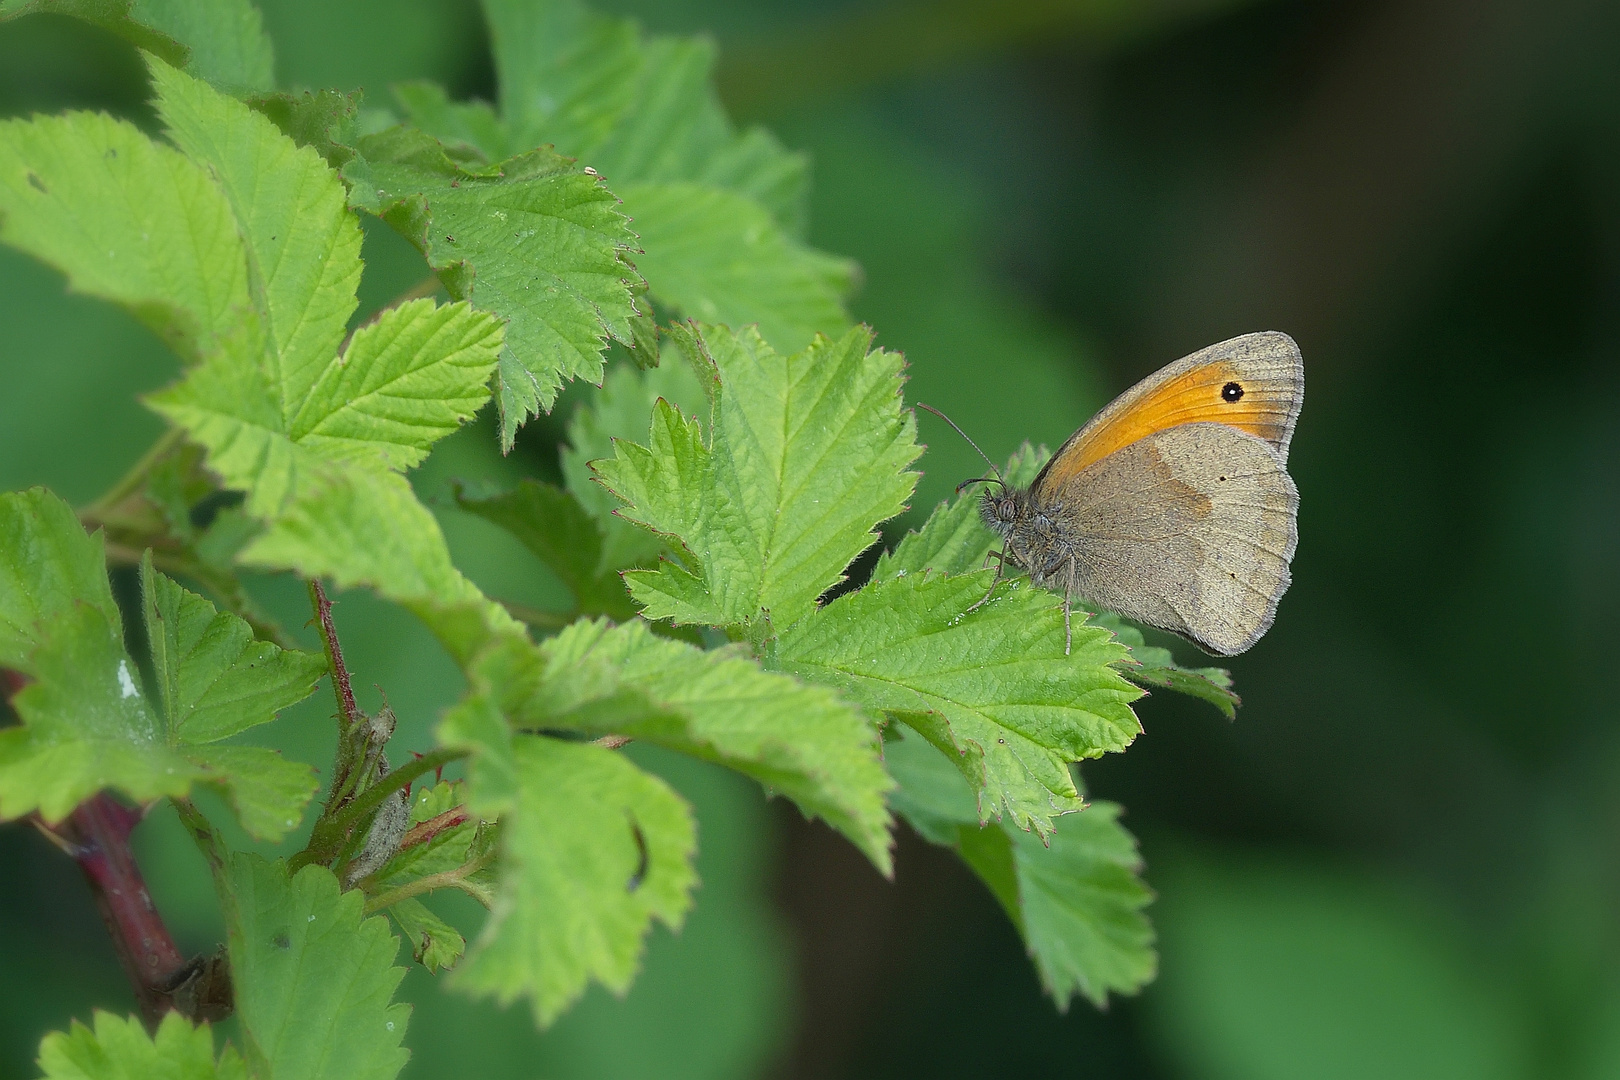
<box><xmin>0</xmin><ymin>491</ymin><xmax>322</xmax><ymax>840</ymax></box>
<box><xmin>0</xmin><ymin>0</ymin><xmax>275</xmax><ymax>91</ymax></box>
<box><xmin>226</xmin><ymin>856</ymin><xmax>409</xmax><ymax>1080</ymax></box>
<box><xmin>353</xmin><ymin>124</ymin><xmax>645</xmax><ymax>448</ymax></box>
<box><xmin>1093</xmin><ymin>613</ymin><xmax>1241</xmax><ymax>719</ymax></box>
<box><xmin>455</xmin><ymin>479</ymin><xmax>636</xmax><ymax>619</ymax></box>
<box><xmin>482</xmin><ymin>0</ymin><xmax>809</xmax><ymax>231</ymax></box>
<box><xmin>150</xmin><ymin>57</ymin><xmax>362</xmax><ymax>411</ymax></box>
<box><xmin>15</xmin><ymin>64</ymin><xmax>522</xmax><ymax>660</ymax></box>
<box><xmin>885</xmin><ymin>731</ymin><xmax>1156</xmax><ymax>1008</ymax></box>
<box><xmin>247</xmin><ymin>87</ymin><xmax>365</xmax><ymax>176</ymax></box>
<box><xmin>392</xmin><ymin>0</ymin><xmax>851</xmax><ymax>354</ymax></box>
<box><xmin>0</xmin><ymin>109</ymin><xmax>253</xmax><ymax>365</ymax></box>
<box><xmin>37</xmin><ymin>1010</ymin><xmax>247</xmax><ymax>1080</ymax></box>
<box><xmin>618</xmin><ymin>180</ymin><xmax>853</xmax><ymax>354</ymax></box>
<box><xmin>1014</xmin><ymin>801</ymin><xmax>1156</xmax><ymax>1006</ymax></box>
<box><xmin>776</xmin><ymin>570</ymin><xmax>1141</xmax><ymax>837</ymax></box>
<box><xmin>389</xmin><ymin>896</ymin><xmax>466</xmax><ymax>973</ymax></box>
<box><xmin>370</xmin><ymin>781</ymin><xmax>486</xmax><ymax>894</ymax></box>
<box><xmin>147</xmin><ymin>295</ymin><xmax>503</xmax><ymax>605</ymax></box>
<box><xmin>141</xmin><ymin>554</ymin><xmax>324</xmax><ymax>745</ymax></box>
<box><xmin>560</xmin><ymin>358</ymin><xmax>705</xmax><ymax>574</ymax></box>
<box><xmin>453</xmin><ymin>733</ymin><xmax>698</xmax><ymax>1028</ymax></box>
<box><xmin>524</xmin><ymin>618</ymin><xmax>894</xmax><ymax>872</ymax></box>
<box><xmin>594</xmin><ymin>323</ymin><xmax>921</xmax><ymax>634</ymax></box>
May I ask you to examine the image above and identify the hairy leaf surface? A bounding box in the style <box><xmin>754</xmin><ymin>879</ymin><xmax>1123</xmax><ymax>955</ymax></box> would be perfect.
<box><xmin>354</xmin><ymin>125</ymin><xmax>645</xmax><ymax>446</ymax></box>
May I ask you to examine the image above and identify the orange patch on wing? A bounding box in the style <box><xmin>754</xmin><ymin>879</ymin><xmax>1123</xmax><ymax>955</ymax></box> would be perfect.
<box><xmin>1039</xmin><ymin>361</ymin><xmax>1294</xmax><ymax>490</ymax></box>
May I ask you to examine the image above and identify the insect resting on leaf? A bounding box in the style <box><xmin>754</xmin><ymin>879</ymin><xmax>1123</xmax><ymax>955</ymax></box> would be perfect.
<box><xmin>919</xmin><ymin>331</ymin><xmax>1303</xmax><ymax>657</ymax></box>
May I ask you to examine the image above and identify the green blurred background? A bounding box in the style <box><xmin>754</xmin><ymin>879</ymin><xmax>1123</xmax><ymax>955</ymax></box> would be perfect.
<box><xmin>3</xmin><ymin>0</ymin><xmax>1619</xmax><ymax>1076</ymax></box>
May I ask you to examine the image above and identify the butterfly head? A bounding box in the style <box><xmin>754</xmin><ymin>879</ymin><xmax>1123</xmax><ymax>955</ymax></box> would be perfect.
<box><xmin>976</xmin><ymin>482</ymin><xmax>1029</xmax><ymax>540</ymax></box>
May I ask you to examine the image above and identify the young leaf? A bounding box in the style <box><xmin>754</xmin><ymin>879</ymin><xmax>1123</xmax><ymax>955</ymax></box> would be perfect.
<box><xmin>594</xmin><ymin>323</ymin><xmax>921</xmax><ymax>635</ymax></box>
<box><xmin>389</xmin><ymin>897</ymin><xmax>467</xmax><ymax>974</ymax></box>
<box><xmin>526</xmin><ymin>618</ymin><xmax>895</xmax><ymax>872</ymax></box>
<box><xmin>452</xmin><ymin>733</ymin><xmax>698</xmax><ymax>1028</ymax></box>
<box><xmin>455</xmin><ymin>480</ymin><xmax>636</xmax><ymax>620</ymax></box>
<box><xmin>885</xmin><ymin>730</ymin><xmax>1157</xmax><ymax>1008</ymax></box>
<box><xmin>775</xmin><ymin>571</ymin><xmax>1142</xmax><ymax>837</ymax></box>
<box><xmin>560</xmin><ymin>358</ymin><xmax>705</xmax><ymax>573</ymax></box>
<box><xmin>352</xmin><ymin>125</ymin><xmax>646</xmax><ymax>447</ymax></box>
<box><xmin>0</xmin><ymin>109</ymin><xmax>254</xmax><ymax>364</ymax></box>
<box><xmin>369</xmin><ymin>781</ymin><xmax>488</xmax><ymax>901</ymax></box>
<box><xmin>391</xmin><ymin>0</ymin><xmax>853</xmax><ymax>353</ymax></box>
<box><xmin>0</xmin><ymin>490</ymin><xmax>322</xmax><ymax>840</ymax></box>
<box><xmin>226</xmin><ymin>856</ymin><xmax>409</xmax><ymax>1080</ymax></box>
<box><xmin>150</xmin><ymin>57</ymin><xmax>362</xmax><ymax>410</ymax></box>
<box><xmin>37</xmin><ymin>1010</ymin><xmax>247</xmax><ymax>1080</ymax></box>
<box><xmin>1</xmin><ymin>0</ymin><xmax>275</xmax><ymax>92</ymax></box>
<box><xmin>146</xmin><ymin>296</ymin><xmax>502</xmax><ymax>604</ymax></box>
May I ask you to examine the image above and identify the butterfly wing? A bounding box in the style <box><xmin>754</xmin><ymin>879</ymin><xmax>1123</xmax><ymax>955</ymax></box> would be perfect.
<box><xmin>1059</xmin><ymin>422</ymin><xmax>1299</xmax><ymax>656</ymax></box>
<box><xmin>1033</xmin><ymin>331</ymin><xmax>1303</xmax><ymax>498</ymax></box>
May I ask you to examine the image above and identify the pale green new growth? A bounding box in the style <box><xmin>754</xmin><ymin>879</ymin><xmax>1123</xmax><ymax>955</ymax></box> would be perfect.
<box><xmin>885</xmin><ymin>731</ymin><xmax>1156</xmax><ymax>1007</ymax></box>
<box><xmin>390</xmin><ymin>897</ymin><xmax>467</xmax><ymax>974</ymax></box>
<box><xmin>777</xmin><ymin>572</ymin><xmax>1141</xmax><ymax>837</ymax></box>
<box><xmin>595</xmin><ymin>323</ymin><xmax>921</xmax><ymax>634</ymax></box>
<box><xmin>453</xmin><ymin>734</ymin><xmax>697</xmax><ymax>1027</ymax></box>
<box><xmin>535</xmin><ymin>618</ymin><xmax>895</xmax><ymax>872</ymax></box>
<box><xmin>0</xmin><ymin>491</ymin><xmax>322</xmax><ymax>839</ymax></box>
<box><xmin>353</xmin><ymin>125</ymin><xmax>647</xmax><ymax>446</ymax></box>
<box><xmin>36</xmin><ymin>1010</ymin><xmax>247</xmax><ymax>1080</ymax></box>
<box><xmin>227</xmin><ymin>857</ymin><xmax>410</xmax><ymax>1080</ymax></box>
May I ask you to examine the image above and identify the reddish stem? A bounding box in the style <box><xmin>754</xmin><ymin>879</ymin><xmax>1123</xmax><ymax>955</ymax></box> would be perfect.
<box><xmin>61</xmin><ymin>794</ymin><xmax>188</xmax><ymax>1029</ymax></box>
<box><xmin>399</xmin><ymin>807</ymin><xmax>470</xmax><ymax>851</ymax></box>
<box><xmin>309</xmin><ymin>579</ymin><xmax>360</xmax><ymax>728</ymax></box>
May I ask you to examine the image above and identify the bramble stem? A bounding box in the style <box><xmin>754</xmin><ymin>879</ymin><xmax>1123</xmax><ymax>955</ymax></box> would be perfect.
<box><xmin>309</xmin><ymin>579</ymin><xmax>361</xmax><ymax>731</ymax></box>
<box><xmin>59</xmin><ymin>794</ymin><xmax>188</xmax><ymax>1031</ymax></box>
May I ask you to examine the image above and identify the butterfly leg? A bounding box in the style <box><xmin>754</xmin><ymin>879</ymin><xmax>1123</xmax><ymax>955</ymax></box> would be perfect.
<box><xmin>1062</xmin><ymin>558</ymin><xmax>1078</xmax><ymax>655</ymax></box>
<box><xmin>965</xmin><ymin>548</ymin><xmax>1006</xmax><ymax>614</ymax></box>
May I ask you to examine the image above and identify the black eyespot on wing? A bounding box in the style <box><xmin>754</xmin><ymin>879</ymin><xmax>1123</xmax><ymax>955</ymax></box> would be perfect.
<box><xmin>1222</xmin><ymin>381</ymin><xmax>1244</xmax><ymax>402</ymax></box>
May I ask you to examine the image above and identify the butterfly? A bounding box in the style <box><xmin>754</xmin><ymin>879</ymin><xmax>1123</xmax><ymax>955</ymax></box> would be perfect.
<box><xmin>924</xmin><ymin>331</ymin><xmax>1302</xmax><ymax>656</ymax></box>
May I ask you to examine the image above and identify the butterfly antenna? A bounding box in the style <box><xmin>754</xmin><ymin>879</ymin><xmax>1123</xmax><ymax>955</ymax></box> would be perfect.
<box><xmin>916</xmin><ymin>403</ymin><xmax>1005</xmax><ymax>488</ymax></box>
